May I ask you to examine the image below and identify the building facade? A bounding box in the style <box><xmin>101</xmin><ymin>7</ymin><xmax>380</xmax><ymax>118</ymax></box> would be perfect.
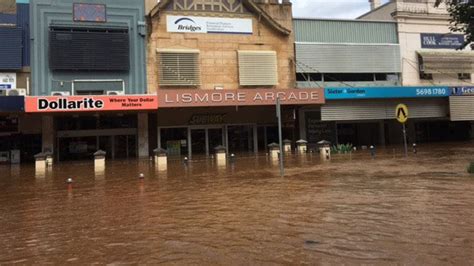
<box><xmin>361</xmin><ymin>0</ymin><xmax>474</xmax><ymax>140</ymax></box>
<box><xmin>26</xmin><ymin>0</ymin><xmax>155</xmax><ymax>162</ymax></box>
<box><xmin>147</xmin><ymin>0</ymin><xmax>324</xmax><ymax>158</ymax></box>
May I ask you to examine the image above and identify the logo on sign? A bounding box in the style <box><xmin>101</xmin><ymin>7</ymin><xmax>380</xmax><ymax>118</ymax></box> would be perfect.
<box><xmin>175</xmin><ymin>17</ymin><xmax>202</xmax><ymax>32</ymax></box>
<box><xmin>38</xmin><ymin>98</ymin><xmax>104</xmax><ymax>111</ymax></box>
<box><xmin>451</xmin><ymin>87</ymin><xmax>474</xmax><ymax>96</ymax></box>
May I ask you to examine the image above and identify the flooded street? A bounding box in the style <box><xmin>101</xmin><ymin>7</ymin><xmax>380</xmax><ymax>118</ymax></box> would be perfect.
<box><xmin>0</xmin><ymin>144</ymin><xmax>473</xmax><ymax>264</ymax></box>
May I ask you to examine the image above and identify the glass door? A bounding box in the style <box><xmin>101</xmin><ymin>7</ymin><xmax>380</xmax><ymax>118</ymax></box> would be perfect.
<box><xmin>191</xmin><ymin>129</ymin><xmax>206</xmax><ymax>155</ymax></box>
<box><xmin>208</xmin><ymin>128</ymin><xmax>223</xmax><ymax>154</ymax></box>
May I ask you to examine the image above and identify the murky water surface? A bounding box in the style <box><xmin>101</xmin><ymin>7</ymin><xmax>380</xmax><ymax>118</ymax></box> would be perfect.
<box><xmin>1</xmin><ymin>144</ymin><xmax>474</xmax><ymax>264</ymax></box>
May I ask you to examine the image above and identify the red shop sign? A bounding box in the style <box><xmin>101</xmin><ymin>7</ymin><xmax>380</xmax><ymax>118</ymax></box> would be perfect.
<box><xmin>25</xmin><ymin>95</ymin><xmax>158</xmax><ymax>113</ymax></box>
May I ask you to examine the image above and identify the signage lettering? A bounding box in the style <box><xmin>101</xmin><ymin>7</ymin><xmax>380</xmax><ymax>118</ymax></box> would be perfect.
<box><xmin>325</xmin><ymin>86</ymin><xmax>450</xmax><ymax>100</ymax></box>
<box><xmin>451</xmin><ymin>86</ymin><xmax>474</xmax><ymax>96</ymax></box>
<box><xmin>167</xmin><ymin>15</ymin><xmax>253</xmax><ymax>35</ymax></box>
<box><xmin>158</xmin><ymin>89</ymin><xmax>324</xmax><ymax>108</ymax></box>
<box><xmin>420</xmin><ymin>33</ymin><xmax>464</xmax><ymax>49</ymax></box>
<box><xmin>25</xmin><ymin>95</ymin><xmax>158</xmax><ymax>113</ymax></box>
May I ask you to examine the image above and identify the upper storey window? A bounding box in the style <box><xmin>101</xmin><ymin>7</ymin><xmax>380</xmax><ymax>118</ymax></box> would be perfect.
<box><xmin>157</xmin><ymin>49</ymin><xmax>201</xmax><ymax>86</ymax></box>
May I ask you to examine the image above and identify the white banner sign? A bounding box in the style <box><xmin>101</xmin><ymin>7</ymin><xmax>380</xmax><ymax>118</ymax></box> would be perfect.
<box><xmin>0</xmin><ymin>73</ymin><xmax>16</xmax><ymax>89</ymax></box>
<box><xmin>167</xmin><ymin>15</ymin><xmax>253</xmax><ymax>35</ymax></box>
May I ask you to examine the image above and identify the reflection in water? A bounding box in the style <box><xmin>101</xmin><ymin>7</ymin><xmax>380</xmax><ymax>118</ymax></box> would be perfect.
<box><xmin>0</xmin><ymin>143</ymin><xmax>474</xmax><ymax>264</ymax></box>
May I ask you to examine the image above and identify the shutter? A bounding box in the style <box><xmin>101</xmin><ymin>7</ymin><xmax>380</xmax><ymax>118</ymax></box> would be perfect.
<box><xmin>322</xmin><ymin>99</ymin><xmax>448</xmax><ymax>121</ymax></box>
<box><xmin>449</xmin><ymin>96</ymin><xmax>474</xmax><ymax>121</ymax></box>
<box><xmin>0</xmin><ymin>27</ymin><xmax>22</xmax><ymax>70</ymax></box>
<box><xmin>296</xmin><ymin>43</ymin><xmax>401</xmax><ymax>73</ymax></box>
<box><xmin>157</xmin><ymin>49</ymin><xmax>200</xmax><ymax>86</ymax></box>
<box><xmin>238</xmin><ymin>50</ymin><xmax>278</xmax><ymax>86</ymax></box>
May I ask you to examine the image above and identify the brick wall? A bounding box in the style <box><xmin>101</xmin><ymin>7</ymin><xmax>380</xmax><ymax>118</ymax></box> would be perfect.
<box><xmin>147</xmin><ymin>4</ymin><xmax>295</xmax><ymax>93</ymax></box>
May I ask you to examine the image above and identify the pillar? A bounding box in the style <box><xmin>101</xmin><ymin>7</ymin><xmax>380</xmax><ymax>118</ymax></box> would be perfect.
<box><xmin>471</xmin><ymin>122</ymin><xmax>474</xmax><ymax>139</ymax></box>
<box><xmin>137</xmin><ymin>113</ymin><xmax>149</xmax><ymax>158</ymax></box>
<box><xmin>42</xmin><ymin>116</ymin><xmax>54</xmax><ymax>153</ymax></box>
<box><xmin>379</xmin><ymin>121</ymin><xmax>386</xmax><ymax>146</ymax></box>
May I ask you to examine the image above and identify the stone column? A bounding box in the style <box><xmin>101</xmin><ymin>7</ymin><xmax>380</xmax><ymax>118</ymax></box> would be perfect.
<box><xmin>137</xmin><ymin>113</ymin><xmax>149</xmax><ymax>158</ymax></box>
<box><xmin>34</xmin><ymin>152</ymin><xmax>46</xmax><ymax>173</ymax></box>
<box><xmin>268</xmin><ymin>143</ymin><xmax>280</xmax><ymax>161</ymax></box>
<box><xmin>42</xmin><ymin>116</ymin><xmax>55</xmax><ymax>154</ymax></box>
<box><xmin>317</xmin><ymin>140</ymin><xmax>331</xmax><ymax>161</ymax></box>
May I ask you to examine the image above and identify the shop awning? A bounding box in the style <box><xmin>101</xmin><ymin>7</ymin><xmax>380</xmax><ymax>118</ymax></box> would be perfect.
<box><xmin>418</xmin><ymin>51</ymin><xmax>474</xmax><ymax>74</ymax></box>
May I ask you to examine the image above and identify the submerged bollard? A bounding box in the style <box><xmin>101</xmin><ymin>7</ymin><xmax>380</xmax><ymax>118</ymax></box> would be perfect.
<box><xmin>283</xmin><ymin>139</ymin><xmax>292</xmax><ymax>153</ymax></box>
<box><xmin>34</xmin><ymin>152</ymin><xmax>47</xmax><ymax>175</ymax></box>
<box><xmin>268</xmin><ymin>143</ymin><xmax>280</xmax><ymax>162</ymax></box>
<box><xmin>44</xmin><ymin>151</ymin><xmax>53</xmax><ymax>167</ymax></box>
<box><xmin>214</xmin><ymin>145</ymin><xmax>227</xmax><ymax>167</ymax></box>
<box><xmin>153</xmin><ymin>148</ymin><xmax>168</xmax><ymax>171</ymax></box>
<box><xmin>296</xmin><ymin>139</ymin><xmax>308</xmax><ymax>155</ymax></box>
<box><xmin>94</xmin><ymin>150</ymin><xmax>106</xmax><ymax>173</ymax></box>
<box><xmin>370</xmin><ymin>145</ymin><xmax>376</xmax><ymax>159</ymax></box>
<box><xmin>413</xmin><ymin>143</ymin><xmax>417</xmax><ymax>155</ymax></box>
<box><xmin>318</xmin><ymin>140</ymin><xmax>331</xmax><ymax>161</ymax></box>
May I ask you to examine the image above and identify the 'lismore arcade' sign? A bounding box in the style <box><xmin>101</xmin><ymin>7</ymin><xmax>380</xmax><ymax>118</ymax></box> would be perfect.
<box><xmin>25</xmin><ymin>95</ymin><xmax>158</xmax><ymax>113</ymax></box>
<box><xmin>158</xmin><ymin>89</ymin><xmax>325</xmax><ymax>108</ymax></box>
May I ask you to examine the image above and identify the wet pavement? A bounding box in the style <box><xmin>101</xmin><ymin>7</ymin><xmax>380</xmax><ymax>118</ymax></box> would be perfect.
<box><xmin>0</xmin><ymin>143</ymin><xmax>473</xmax><ymax>264</ymax></box>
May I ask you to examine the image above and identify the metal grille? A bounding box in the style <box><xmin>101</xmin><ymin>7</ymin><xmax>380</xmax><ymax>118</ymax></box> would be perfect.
<box><xmin>238</xmin><ymin>50</ymin><xmax>278</xmax><ymax>86</ymax></box>
<box><xmin>449</xmin><ymin>96</ymin><xmax>474</xmax><ymax>121</ymax></box>
<box><xmin>49</xmin><ymin>27</ymin><xmax>129</xmax><ymax>71</ymax></box>
<box><xmin>158</xmin><ymin>51</ymin><xmax>200</xmax><ymax>86</ymax></box>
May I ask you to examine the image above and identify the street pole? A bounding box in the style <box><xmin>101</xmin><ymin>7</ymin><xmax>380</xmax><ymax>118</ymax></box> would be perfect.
<box><xmin>403</xmin><ymin>123</ymin><xmax>408</xmax><ymax>157</ymax></box>
<box><xmin>276</xmin><ymin>97</ymin><xmax>284</xmax><ymax>177</ymax></box>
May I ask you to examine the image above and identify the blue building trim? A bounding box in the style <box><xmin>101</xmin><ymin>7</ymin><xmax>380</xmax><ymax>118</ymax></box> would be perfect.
<box><xmin>325</xmin><ymin>86</ymin><xmax>450</xmax><ymax>100</ymax></box>
<box><xmin>0</xmin><ymin>96</ymin><xmax>25</xmax><ymax>112</ymax></box>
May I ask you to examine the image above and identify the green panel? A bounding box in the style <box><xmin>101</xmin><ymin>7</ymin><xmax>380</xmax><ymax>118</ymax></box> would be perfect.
<box><xmin>31</xmin><ymin>0</ymin><xmax>147</xmax><ymax>96</ymax></box>
<box><xmin>293</xmin><ymin>19</ymin><xmax>398</xmax><ymax>44</ymax></box>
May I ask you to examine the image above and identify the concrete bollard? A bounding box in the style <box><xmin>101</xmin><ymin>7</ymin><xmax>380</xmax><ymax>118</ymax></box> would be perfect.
<box><xmin>413</xmin><ymin>143</ymin><xmax>417</xmax><ymax>155</ymax></box>
<box><xmin>34</xmin><ymin>152</ymin><xmax>47</xmax><ymax>173</ymax></box>
<box><xmin>268</xmin><ymin>143</ymin><xmax>280</xmax><ymax>162</ymax></box>
<box><xmin>370</xmin><ymin>145</ymin><xmax>376</xmax><ymax>159</ymax></box>
<box><xmin>94</xmin><ymin>150</ymin><xmax>106</xmax><ymax>173</ymax></box>
<box><xmin>283</xmin><ymin>139</ymin><xmax>292</xmax><ymax>153</ymax></box>
<box><xmin>296</xmin><ymin>139</ymin><xmax>308</xmax><ymax>154</ymax></box>
<box><xmin>214</xmin><ymin>145</ymin><xmax>227</xmax><ymax>167</ymax></box>
<box><xmin>153</xmin><ymin>148</ymin><xmax>168</xmax><ymax>170</ymax></box>
<box><xmin>318</xmin><ymin>140</ymin><xmax>331</xmax><ymax>161</ymax></box>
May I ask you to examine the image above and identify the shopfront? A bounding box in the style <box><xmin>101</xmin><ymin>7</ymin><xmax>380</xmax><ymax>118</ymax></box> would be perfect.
<box><xmin>156</xmin><ymin>89</ymin><xmax>324</xmax><ymax>158</ymax></box>
<box><xmin>449</xmin><ymin>86</ymin><xmax>474</xmax><ymax>139</ymax></box>
<box><xmin>300</xmin><ymin>86</ymin><xmax>468</xmax><ymax>147</ymax></box>
<box><xmin>25</xmin><ymin>95</ymin><xmax>158</xmax><ymax>161</ymax></box>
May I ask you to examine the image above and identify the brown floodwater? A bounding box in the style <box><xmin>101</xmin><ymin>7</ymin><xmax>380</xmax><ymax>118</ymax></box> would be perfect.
<box><xmin>0</xmin><ymin>143</ymin><xmax>473</xmax><ymax>264</ymax></box>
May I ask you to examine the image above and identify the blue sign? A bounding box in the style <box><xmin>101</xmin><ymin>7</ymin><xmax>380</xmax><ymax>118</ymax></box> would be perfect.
<box><xmin>451</xmin><ymin>86</ymin><xmax>474</xmax><ymax>96</ymax></box>
<box><xmin>0</xmin><ymin>96</ymin><xmax>24</xmax><ymax>112</ymax></box>
<box><xmin>420</xmin><ymin>33</ymin><xmax>464</xmax><ymax>49</ymax></box>
<box><xmin>325</xmin><ymin>87</ymin><xmax>450</xmax><ymax>100</ymax></box>
<box><xmin>0</xmin><ymin>85</ymin><xmax>12</xmax><ymax>89</ymax></box>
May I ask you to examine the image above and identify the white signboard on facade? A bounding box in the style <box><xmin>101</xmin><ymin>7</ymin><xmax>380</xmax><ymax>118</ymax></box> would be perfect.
<box><xmin>0</xmin><ymin>73</ymin><xmax>16</xmax><ymax>89</ymax></box>
<box><xmin>167</xmin><ymin>15</ymin><xmax>253</xmax><ymax>35</ymax></box>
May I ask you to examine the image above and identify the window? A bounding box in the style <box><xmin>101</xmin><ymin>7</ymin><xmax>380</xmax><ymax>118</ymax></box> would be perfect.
<box><xmin>458</xmin><ymin>73</ymin><xmax>471</xmax><ymax>80</ymax></box>
<box><xmin>49</xmin><ymin>27</ymin><xmax>129</xmax><ymax>71</ymax></box>
<box><xmin>296</xmin><ymin>73</ymin><xmax>322</xmax><ymax>82</ymax></box>
<box><xmin>324</xmin><ymin>73</ymin><xmax>373</xmax><ymax>82</ymax></box>
<box><xmin>420</xmin><ymin>73</ymin><xmax>433</xmax><ymax>80</ymax></box>
<box><xmin>157</xmin><ymin>50</ymin><xmax>200</xmax><ymax>86</ymax></box>
<box><xmin>238</xmin><ymin>51</ymin><xmax>278</xmax><ymax>86</ymax></box>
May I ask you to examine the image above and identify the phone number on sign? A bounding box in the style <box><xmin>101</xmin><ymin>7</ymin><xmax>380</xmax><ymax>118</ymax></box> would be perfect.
<box><xmin>416</xmin><ymin>88</ymin><xmax>447</xmax><ymax>96</ymax></box>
